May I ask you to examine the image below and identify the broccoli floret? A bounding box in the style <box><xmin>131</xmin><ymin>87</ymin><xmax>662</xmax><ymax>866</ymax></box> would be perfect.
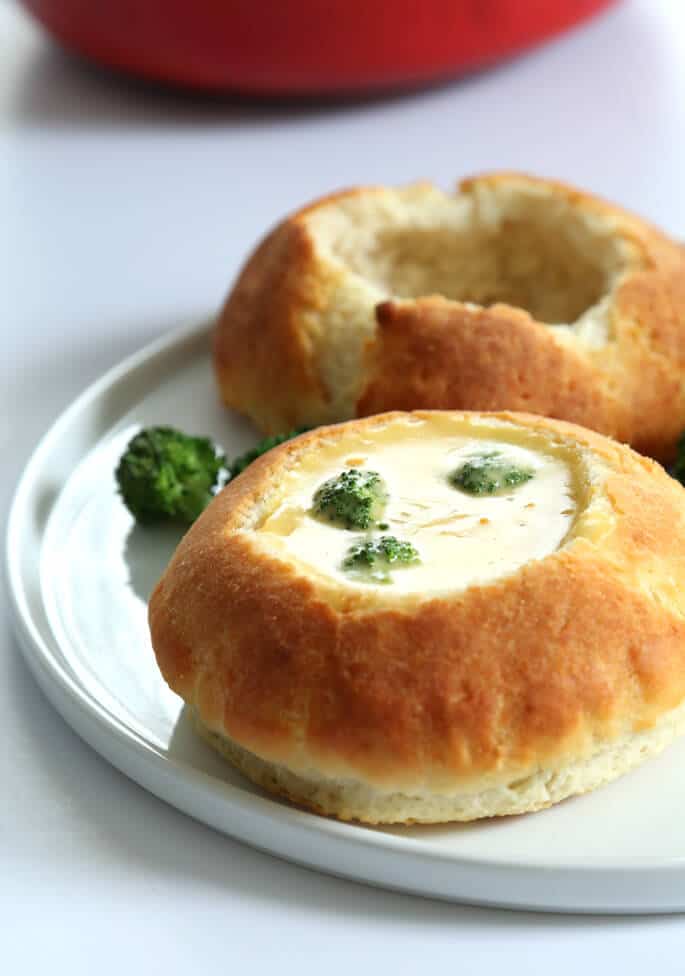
<box><xmin>449</xmin><ymin>451</ymin><xmax>533</xmax><ymax>495</ymax></box>
<box><xmin>342</xmin><ymin>535</ymin><xmax>420</xmax><ymax>583</ymax></box>
<box><xmin>227</xmin><ymin>428</ymin><xmax>309</xmax><ymax>480</ymax></box>
<box><xmin>312</xmin><ymin>469</ymin><xmax>388</xmax><ymax>530</ymax></box>
<box><xmin>669</xmin><ymin>432</ymin><xmax>685</xmax><ymax>486</ymax></box>
<box><xmin>115</xmin><ymin>426</ymin><xmax>225</xmax><ymax>525</ymax></box>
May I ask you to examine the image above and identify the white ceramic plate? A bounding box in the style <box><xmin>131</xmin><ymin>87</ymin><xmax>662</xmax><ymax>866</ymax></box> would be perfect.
<box><xmin>7</xmin><ymin>320</ymin><xmax>685</xmax><ymax>914</ymax></box>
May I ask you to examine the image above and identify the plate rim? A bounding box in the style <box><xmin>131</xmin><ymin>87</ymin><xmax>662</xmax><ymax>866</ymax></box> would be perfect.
<box><xmin>6</xmin><ymin>317</ymin><xmax>685</xmax><ymax>913</ymax></box>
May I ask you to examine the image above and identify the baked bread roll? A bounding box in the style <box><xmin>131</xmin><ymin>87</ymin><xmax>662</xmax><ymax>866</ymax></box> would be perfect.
<box><xmin>214</xmin><ymin>173</ymin><xmax>685</xmax><ymax>461</ymax></box>
<box><xmin>149</xmin><ymin>411</ymin><xmax>685</xmax><ymax>823</ymax></box>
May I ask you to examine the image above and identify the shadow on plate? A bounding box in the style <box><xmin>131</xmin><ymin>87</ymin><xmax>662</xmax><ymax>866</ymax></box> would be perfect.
<box><xmin>123</xmin><ymin>521</ymin><xmax>187</xmax><ymax>603</ymax></box>
<box><xmin>167</xmin><ymin>703</ymin><xmax>271</xmax><ymax>787</ymax></box>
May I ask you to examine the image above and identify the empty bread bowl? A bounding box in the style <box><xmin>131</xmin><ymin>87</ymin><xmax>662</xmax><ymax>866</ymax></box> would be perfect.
<box><xmin>214</xmin><ymin>173</ymin><xmax>685</xmax><ymax>461</ymax></box>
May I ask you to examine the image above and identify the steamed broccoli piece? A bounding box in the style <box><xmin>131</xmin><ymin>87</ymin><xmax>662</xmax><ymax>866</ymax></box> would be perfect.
<box><xmin>312</xmin><ymin>469</ymin><xmax>388</xmax><ymax>530</ymax></box>
<box><xmin>449</xmin><ymin>451</ymin><xmax>533</xmax><ymax>495</ymax></box>
<box><xmin>342</xmin><ymin>535</ymin><xmax>420</xmax><ymax>583</ymax></box>
<box><xmin>670</xmin><ymin>432</ymin><xmax>685</xmax><ymax>486</ymax></box>
<box><xmin>115</xmin><ymin>426</ymin><xmax>225</xmax><ymax>525</ymax></box>
<box><xmin>227</xmin><ymin>428</ymin><xmax>308</xmax><ymax>479</ymax></box>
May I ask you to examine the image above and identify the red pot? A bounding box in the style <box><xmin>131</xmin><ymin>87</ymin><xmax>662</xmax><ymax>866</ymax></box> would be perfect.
<box><xmin>21</xmin><ymin>0</ymin><xmax>618</xmax><ymax>95</ymax></box>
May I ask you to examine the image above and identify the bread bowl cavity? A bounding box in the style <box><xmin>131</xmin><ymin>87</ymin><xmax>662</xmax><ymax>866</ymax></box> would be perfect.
<box><xmin>149</xmin><ymin>411</ymin><xmax>685</xmax><ymax>823</ymax></box>
<box><xmin>214</xmin><ymin>173</ymin><xmax>685</xmax><ymax>460</ymax></box>
<box><xmin>304</xmin><ymin>179</ymin><xmax>631</xmax><ymax>417</ymax></box>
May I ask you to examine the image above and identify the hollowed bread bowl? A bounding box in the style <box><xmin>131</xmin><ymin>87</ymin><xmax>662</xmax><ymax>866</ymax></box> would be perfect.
<box><xmin>214</xmin><ymin>173</ymin><xmax>685</xmax><ymax>461</ymax></box>
<box><xmin>148</xmin><ymin>411</ymin><xmax>685</xmax><ymax>823</ymax></box>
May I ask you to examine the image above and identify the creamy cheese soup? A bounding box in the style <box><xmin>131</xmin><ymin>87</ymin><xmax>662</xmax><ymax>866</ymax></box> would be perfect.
<box><xmin>257</xmin><ymin>418</ymin><xmax>578</xmax><ymax>594</ymax></box>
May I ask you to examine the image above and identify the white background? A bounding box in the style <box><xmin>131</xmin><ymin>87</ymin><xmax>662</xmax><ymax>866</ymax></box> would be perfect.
<box><xmin>3</xmin><ymin>0</ymin><xmax>685</xmax><ymax>971</ymax></box>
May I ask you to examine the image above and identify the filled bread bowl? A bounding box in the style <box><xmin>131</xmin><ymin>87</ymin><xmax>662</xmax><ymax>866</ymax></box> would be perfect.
<box><xmin>214</xmin><ymin>174</ymin><xmax>685</xmax><ymax>461</ymax></box>
<box><xmin>148</xmin><ymin>411</ymin><xmax>685</xmax><ymax>823</ymax></box>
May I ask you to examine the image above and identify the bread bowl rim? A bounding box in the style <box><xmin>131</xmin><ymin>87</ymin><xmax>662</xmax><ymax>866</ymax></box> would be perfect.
<box><xmin>203</xmin><ymin>409</ymin><xmax>611</xmax><ymax>608</ymax></box>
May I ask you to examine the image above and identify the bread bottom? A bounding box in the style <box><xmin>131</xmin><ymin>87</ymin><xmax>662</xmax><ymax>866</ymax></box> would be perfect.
<box><xmin>194</xmin><ymin>701</ymin><xmax>685</xmax><ymax>824</ymax></box>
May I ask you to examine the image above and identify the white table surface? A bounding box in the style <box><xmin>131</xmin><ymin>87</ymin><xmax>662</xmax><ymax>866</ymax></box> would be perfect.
<box><xmin>3</xmin><ymin>0</ymin><xmax>685</xmax><ymax>970</ymax></box>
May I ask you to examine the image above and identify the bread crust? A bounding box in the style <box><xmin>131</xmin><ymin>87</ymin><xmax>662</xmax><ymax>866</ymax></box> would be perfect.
<box><xmin>148</xmin><ymin>412</ymin><xmax>685</xmax><ymax>820</ymax></box>
<box><xmin>214</xmin><ymin>173</ymin><xmax>685</xmax><ymax>461</ymax></box>
<box><xmin>358</xmin><ymin>292</ymin><xmax>685</xmax><ymax>461</ymax></box>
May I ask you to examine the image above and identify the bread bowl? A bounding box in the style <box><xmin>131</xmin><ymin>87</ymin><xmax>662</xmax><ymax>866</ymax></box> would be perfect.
<box><xmin>148</xmin><ymin>410</ymin><xmax>685</xmax><ymax>823</ymax></box>
<box><xmin>214</xmin><ymin>173</ymin><xmax>685</xmax><ymax>461</ymax></box>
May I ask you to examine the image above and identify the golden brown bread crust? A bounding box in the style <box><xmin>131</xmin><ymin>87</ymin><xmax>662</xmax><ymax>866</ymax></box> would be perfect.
<box><xmin>149</xmin><ymin>411</ymin><xmax>685</xmax><ymax>815</ymax></box>
<box><xmin>214</xmin><ymin>173</ymin><xmax>685</xmax><ymax>461</ymax></box>
<box><xmin>213</xmin><ymin>184</ymin><xmax>383</xmax><ymax>433</ymax></box>
<box><xmin>358</xmin><ymin>292</ymin><xmax>685</xmax><ymax>461</ymax></box>
<box><xmin>212</xmin><ymin>221</ymin><xmax>326</xmax><ymax>434</ymax></box>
